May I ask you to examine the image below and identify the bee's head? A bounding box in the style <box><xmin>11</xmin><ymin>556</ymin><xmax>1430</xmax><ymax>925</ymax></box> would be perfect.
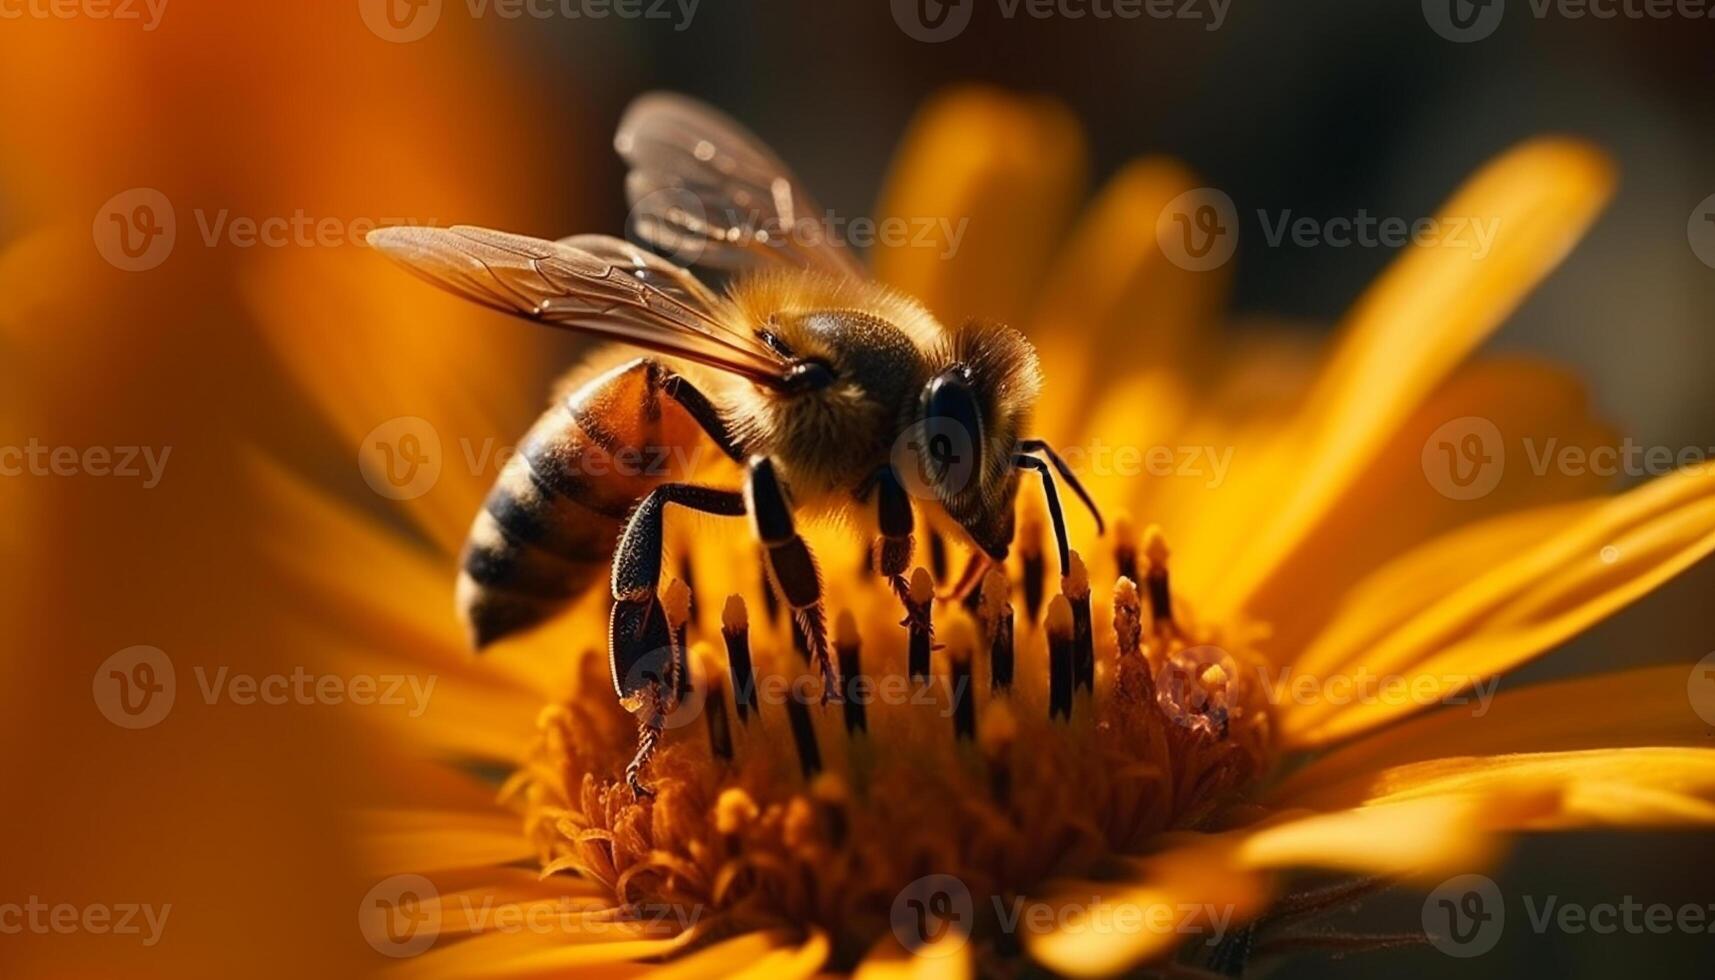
<box><xmin>905</xmin><ymin>321</ymin><xmax>1042</xmax><ymax>560</ymax></box>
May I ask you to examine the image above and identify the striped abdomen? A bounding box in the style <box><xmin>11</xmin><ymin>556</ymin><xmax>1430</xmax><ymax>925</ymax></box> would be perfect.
<box><xmin>458</xmin><ymin>357</ymin><xmax>706</xmax><ymax>649</ymax></box>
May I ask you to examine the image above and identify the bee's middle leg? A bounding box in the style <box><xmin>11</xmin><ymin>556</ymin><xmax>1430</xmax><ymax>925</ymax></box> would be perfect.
<box><xmin>746</xmin><ymin>457</ymin><xmax>840</xmax><ymax>703</ymax></box>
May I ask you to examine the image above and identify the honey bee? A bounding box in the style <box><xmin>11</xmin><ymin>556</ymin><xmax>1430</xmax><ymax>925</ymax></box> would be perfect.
<box><xmin>369</xmin><ymin>93</ymin><xmax>1101</xmax><ymax>794</ymax></box>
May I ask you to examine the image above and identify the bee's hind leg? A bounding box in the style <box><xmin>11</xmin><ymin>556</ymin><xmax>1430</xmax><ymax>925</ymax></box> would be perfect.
<box><xmin>746</xmin><ymin>457</ymin><xmax>841</xmax><ymax>703</ymax></box>
<box><xmin>610</xmin><ymin>483</ymin><xmax>747</xmax><ymax>796</ymax></box>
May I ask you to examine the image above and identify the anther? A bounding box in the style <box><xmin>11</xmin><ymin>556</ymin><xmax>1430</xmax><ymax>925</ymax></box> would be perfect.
<box><xmin>785</xmin><ymin>681</ymin><xmax>823</xmax><ymax>780</ymax></box>
<box><xmin>721</xmin><ymin>595</ymin><xmax>758</xmax><ymax>722</ymax></box>
<box><xmin>928</xmin><ymin>529</ymin><xmax>949</xmax><ymax>584</ymax></box>
<box><xmin>835</xmin><ymin>609</ymin><xmax>866</xmax><ymax>735</ymax></box>
<box><xmin>1063</xmin><ymin>552</ymin><xmax>1093</xmax><ymax>695</ymax></box>
<box><xmin>979</xmin><ymin>567</ymin><xmax>1015</xmax><ymax>691</ymax></box>
<box><xmin>1114</xmin><ymin>512</ymin><xmax>1139</xmax><ymax>585</ymax></box>
<box><xmin>1144</xmin><ymin>524</ymin><xmax>1175</xmax><ymax>636</ymax></box>
<box><xmin>944</xmin><ymin>617</ymin><xmax>977</xmax><ymax>741</ymax></box>
<box><xmin>907</xmin><ymin>567</ymin><xmax>935</xmax><ymax>683</ymax></box>
<box><xmin>1046</xmin><ymin>594</ymin><xmax>1075</xmax><ymax>721</ymax></box>
<box><xmin>1111</xmin><ymin>577</ymin><xmax>1152</xmax><ymax>703</ymax></box>
<box><xmin>1113</xmin><ymin>577</ymin><xmax>1143</xmax><ymax>661</ymax></box>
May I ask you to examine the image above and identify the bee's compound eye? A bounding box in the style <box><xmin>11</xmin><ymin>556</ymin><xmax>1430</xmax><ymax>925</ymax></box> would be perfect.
<box><xmin>900</xmin><ymin>368</ymin><xmax>984</xmax><ymax>502</ymax></box>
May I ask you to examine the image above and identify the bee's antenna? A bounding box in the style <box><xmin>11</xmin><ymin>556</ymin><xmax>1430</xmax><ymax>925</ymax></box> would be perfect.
<box><xmin>1018</xmin><ymin>439</ymin><xmax>1105</xmax><ymax>534</ymax></box>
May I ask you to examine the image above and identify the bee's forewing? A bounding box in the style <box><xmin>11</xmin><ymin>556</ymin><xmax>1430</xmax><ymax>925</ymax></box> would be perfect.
<box><xmin>368</xmin><ymin>224</ymin><xmax>791</xmax><ymax>386</ymax></box>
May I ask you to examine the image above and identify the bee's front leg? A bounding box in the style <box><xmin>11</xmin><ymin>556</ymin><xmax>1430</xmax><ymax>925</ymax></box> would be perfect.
<box><xmin>746</xmin><ymin>457</ymin><xmax>841</xmax><ymax>704</ymax></box>
<box><xmin>868</xmin><ymin>466</ymin><xmax>931</xmax><ymax>634</ymax></box>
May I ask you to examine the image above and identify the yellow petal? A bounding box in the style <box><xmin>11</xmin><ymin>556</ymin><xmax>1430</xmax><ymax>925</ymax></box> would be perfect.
<box><xmin>248</xmin><ymin>452</ymin><xmax>569</xmax><ymax>700</ymax></box>
<box><xmin>388</xmin><ymin>921</ymin><xmax>697</xmax><ymax>980</ymax></box>
<box><xmin>1029</xmin><ymin>158</ymin><xmax>1225</xmax><ymax>440</ymax></box>
<box><xmin>643</xmin><ymin>930</ymin><xmax>796</xmax><ymax>980</ymax></box>
<box><xmin>1235</xmin><ymin>796</ymin><xmax>1503</xmax><ymax>880</ymax></box>
<box><xmin>1025</xmin><ymin>839</ymin><xmax>1268</xmax><ymax>977</ymax></box>
<box><xmin>718</xmin><ymin>929</ymin><xmax>829</xmax><ymax>980</ymax></box>
<box><xmin>873</xmin><ymin>86</ymin><xmax>1086</xmax><ymax>330</ymax></box>
<box><xmin>1300</xmin><ymin>747</ymin><xmax>1715</xmax><ymax>829</ymax></box>
<box><xmin>852</xmin><ymin>931</ymin><xmax>973</xmax><ymax>980</ymax></box>
<box><xmin>359</xmin><ymin>807</ymin><xmax>535</xmax><ymax>876</ymax></box>
<box><xmin>1287</xmin><ymin>464</ymin><xmax>1715</xmax><ymax>745</ymax></box>
<box><xmin>1205</xmin><ymin>138</ymin><xmax>1616</xmax><ymax>622</ymax></box>
<box><xmin>1244</xmin><ymin>357</ymin><xmax>1615</xmax><ymax>655</ymax></box>
<box><xmin>242</xmin><ymin>247</ymin><xmax>564</xmax><ymax>556</ymax></box>
<box><xmin>1270</xmin><ymin>665</ymin><xmax>1709</xmax><ymax>804</ymax></box>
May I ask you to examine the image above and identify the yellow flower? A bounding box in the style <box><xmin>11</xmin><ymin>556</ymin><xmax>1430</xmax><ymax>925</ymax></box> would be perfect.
<box><xmin>250</xmin><ymin>88</ymin><xmax>1715</xmax><ymax>977</ymax></box>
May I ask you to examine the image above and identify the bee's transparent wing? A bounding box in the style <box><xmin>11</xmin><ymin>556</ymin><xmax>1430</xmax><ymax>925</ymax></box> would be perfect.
<box><xmin>370</xmin><ymin>225</ymin><xmax>792</xmax><ymax>386</ymax></box>
<box><xmin>616</xmin><ymin>93</ymin><xmax>866</xmax><ymax>280</ymax></box>
<box><xmin>557</xmin><ymin>233</ymin><xmax>722</xmax><ymax>309</ymax></box>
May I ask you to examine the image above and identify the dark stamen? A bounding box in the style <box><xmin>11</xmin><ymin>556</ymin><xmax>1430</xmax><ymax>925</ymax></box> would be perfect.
<box><xmin>979</xmin><ymin>567</ymin><xmax>1014</xmax><ymax>692</ymax></box>
<box><xmin>703</xmin><ymin>664</ymin><xmax>733</xmax><ymax>761</ymax></box>
<box><xmin>1020</xmin><ymin>509</ymin><xmax>1046</xmax><ymax>625</ymax></box>
<box><xmin>1046</xmin><ymin>595</ymin><xmax>1075</xmax><ymax>721</ymax></box>
<box><xmin>946</xmin><ymin>619</ymin><xmax>976</xmax><ymax>741</ymax></box>
<box><xmin>721</xmin><ymin>595</ymin><xmax>758</xmax><ymax>722</ymax></box>
<box><xmin>928</xmin><ymin>529</ymin><xmax>948</xmax><ymax>583</ymax></box>
<box><xmin>785</xmin><ymin>681</ymin><xmax>823</xmax><ymax>780</ymax></box>
<box><xmin>1064</xmin><ymin>553</ymin><xmax>1093</xmax><ymax>695</ymax></box>
<box><xmin>906</xmin><ymin>567</ymin><xmax>935</xmax><ymax>683</ymax></box>
<box><xmin>835</xmin><ymin>610</ymin><xmax>866</xmax><ymax>735</ymax></box>
<box><xmin>1114</xmin><ymin>513</ymin><xmax>1139</xmax><ymax>585</ymax></box>
<box><xmin>980</xmin><ymin>701</ymin><xmax>1016</xmax><ymax>806</ymax></box>
<box><xmin>1144</xmin><ymin>525</ymin><xmax>1174</xmax><ymax>636</ymax></box>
